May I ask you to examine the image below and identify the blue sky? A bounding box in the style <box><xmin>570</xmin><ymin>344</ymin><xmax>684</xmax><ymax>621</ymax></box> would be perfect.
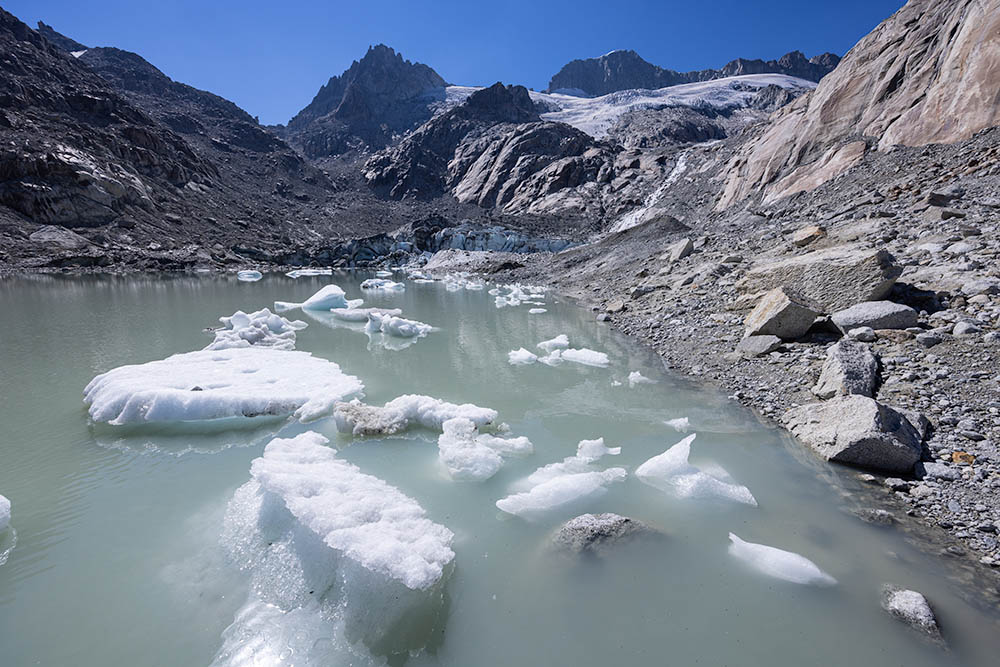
<box><xmin>11</xmin><ymin>0</ymin><xmax>905</xmax><ymax>125</ymax></box>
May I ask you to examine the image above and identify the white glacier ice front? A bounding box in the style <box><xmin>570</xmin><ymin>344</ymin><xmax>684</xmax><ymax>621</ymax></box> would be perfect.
<box><xmin>635</xmin><ymin>434</ymin><xmax>756</xmax><ymax>506</ymax></box>
<box><xmin>84</xmin><ymin>348</ymin><xmax>363</xmax><ymax>425</ymax></box>
<box><xmin>728</xmin><ymin>533</ymin><xmax>837</xmax><ymax>586</ymax></box>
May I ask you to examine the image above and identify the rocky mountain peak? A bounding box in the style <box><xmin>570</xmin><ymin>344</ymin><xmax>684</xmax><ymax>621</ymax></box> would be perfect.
<box><xmin>36</xmin><ymin>20</ymin><xmax>86</xmax><ymax>52</ymax></box>
<box><xmin>462</xmin><ymin>82</ymin><xmax>539</xmax><ymax>124</ymax></box>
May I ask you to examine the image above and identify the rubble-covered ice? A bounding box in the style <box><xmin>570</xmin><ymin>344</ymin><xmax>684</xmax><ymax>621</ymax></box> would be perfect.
<box><xmin>496</xmin><ymin>469</ymin><xmax>626</xmax><ymax>518</ymax></box>
<box><xmin>221</xmin><ymin>431</ymin><xmax>454</xmax><ymax>661</ymax></box>
<box><xmin>206</xmin><ymin>308</ymin><xmax>307</xmax><ymax>351</ymax></box>
<box><xmin>437</xmin><ymin>417</ymin><xmax>534</xmax><ymax>481</ymax></box>
<box><xmin>360</xmin><ymin>278</ymin><xmax>405</xmax><ymax>291</ymax></box>
<box><xmin>728</xmin><ymin>533</ymin><xmax>837</xmax><ymax>586</ymax></box>
<box><xmin>664</xmin><ymin>417</ymin><xmax>691</xmax><ymax>432</ymax></box>
<box><xmin>333</xmin><ymin>395</ymin><xmax>498</xmax><ymax>436</ymax></box>
<box><xmin>508</xmin><ymin>348</ymin><xmax>538</xmax><ymax>365</ymax></box>
<box><xmin>635</xmin><ymin>434</ymin><xmax>757</xmax><ymax>506</ymax></box>
<box><xmin>285</xmin><ymin>268</ymin><xmax>333</xmax><ymax>278</ymax></box>
<box><xmin>365</xmin><ymin>312</ymin><xmax>434</xmax><ymax>338</ymax></box>
<box><xmin>0</xmin><ymin>494</ymin><xmax>10</xmax><ymax>532</ymax></box>
<box><xmin>84</xmin><ymin>348</ymin><xmax>364</xmax><ymax>425</ymax></box>
<box><xmin>627</xmin><ymin>371</ymin><xmax>656</xmax><ymax>387</ymax></box>
<box><xmin>236</xmin><ymin>270</ymin><xmax>262</xmax><ymax>282</ymax></box>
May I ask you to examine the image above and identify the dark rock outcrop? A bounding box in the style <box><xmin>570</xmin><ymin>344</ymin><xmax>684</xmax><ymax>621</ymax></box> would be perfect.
<box><xmin>547</xmin><ymin>49</ymin><xmax>839</xmax><ymax>96</ymax></box>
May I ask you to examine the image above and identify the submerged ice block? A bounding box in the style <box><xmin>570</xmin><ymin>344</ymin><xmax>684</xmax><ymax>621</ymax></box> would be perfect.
<box><xmin>728</xmin><ymin>533</ymin><xmax>837</xmax><ymax>586</ymax></box>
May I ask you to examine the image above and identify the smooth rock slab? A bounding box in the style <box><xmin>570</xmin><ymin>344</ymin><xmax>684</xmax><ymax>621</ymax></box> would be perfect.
<box><xmin>812</xmin><ymin>340</ymin><xmax>880</xmax><ymax>399</ymax></box>
<box><xmin>784</xmin><ymin>395</ymin><xmax>924</xmax><ymax>473</ymax></box>
<box><xmin>550</xmin><ymin>513</ymin><xmax>658</xmax><ymax>556</ymax></box>
<box><xmin>744</xmin><ymin>287</ymin><xmax>821</xmax><ymax>340</ymax></box>
<box><xmin>831</xmin><ymin>301</ymin><xmax>918</xmax><ymax>332</ymax></box>
<box><xmin>881</xmin><ymin>585</ymin><xmax>943</xmax><ymax>643</ymax></box>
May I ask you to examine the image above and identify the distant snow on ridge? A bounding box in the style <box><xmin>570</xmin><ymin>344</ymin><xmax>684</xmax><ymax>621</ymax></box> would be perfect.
<box><xmin>439</xmin><ymin>74</ymin><xmax>815</xmax><ymax>139</ymax></box>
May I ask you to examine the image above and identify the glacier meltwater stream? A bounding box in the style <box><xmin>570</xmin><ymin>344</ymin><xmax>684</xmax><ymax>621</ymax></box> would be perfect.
<box><xmin>1</xmin><ymin>272</ymin><xmax>999</xmax><ymax>666</ymax></box>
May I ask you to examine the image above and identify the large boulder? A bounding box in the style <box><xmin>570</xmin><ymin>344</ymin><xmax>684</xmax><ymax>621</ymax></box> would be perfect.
<box><xmin>743</xmin><ymin>287</ymin><xmax>821</xmax><ymax>340</ymax></box>
<box><xmin>830</xmin><ymin>301</ymin><xmax>918</xmax><ymax>332</ymax></box>
<box><xmin>783</xmin><ymin>395</ymin><xmax>924</xmax><ymax>473</ymax></box>
<box><xmin>550</xmin><ymin>513</ymin><xmax>657</xmax><ymax>556</ymax></box>
<box><xmin>880</xmin><ymin>585</ymin><xmax>943</xmax><ymax>643</ymax></box>
<box><xmin>736</xmin><ymin>247</ymin><xmax>902</xmax><ymax>312</ymax></box>
<box><xmin>812</xmin><ymin>340</ymin><xmax>880</xmax><ymax>399</ymax></box>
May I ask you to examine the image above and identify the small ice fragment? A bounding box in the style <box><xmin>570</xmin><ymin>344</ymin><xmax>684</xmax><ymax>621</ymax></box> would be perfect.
<box><xmin>366</xmin><ymin>313</ymin><xmax>434</xmax><ymax>338</ymax></box>
<box><xmin>496</xmin><ymin>469</ymin><xmax>626</xmax><ymax>517</ymax></box>
<box><xmin>576</xmin><ymin>437</ymin><xmax>621</xmax><ymax>461</ymax></box>
<box><xmin>627</xmin><ymin>371</ymin><xmax>655</xmax><ymax>387</ymax></box>
<box><xmin>438</xmin><ymin>418</ymin><xmax>504</xmax><ymax>481</ymax></box>
<box><xmin>528</xmin><ymin>308</ymin><xmax>547</xmax><ymax>314</ymax></box>
<box><xmin>475</xmin><ymin>433</ymin><xmax>533</xmax><ymax>457</ymax></box>
<box><xmin>285</xmin><ymin>268</ymin><xmax>332</xmax><ymax>278</ymax></box>
<box><xmin>375</xmin><ymin>270</ymin><xmax>393</xmax><ymax>278</ymax></box>
<box><xmin>524</xmin><ymin>437</ymin><xmax>619</xmax><ymax>487</ymax></box>
<box><xmin>0</xmin><ymin>494</ymin><xmax>10</xmax><ymax>531</ymax></box>
<box><xmin>538</xmin><ymin>350</ymin><xmax>563</xmax><ymax>366</ymax></box>
<box><xmin>664</xmin><ymin>417</ymin><xmax>690</xmax><ymax>432</ymax></box>
<box><xmin>360</xmin><ymin>278</ymin><xmax>405</xmax><ymax>291</ymax></box>
<box><xmin>333</xmin><ymin>395</ymin><xmax>498</xmax><ymax>436</ymax></box>
<box><xmin>537</xmin><ymin>335</ymin><xmax>570</xmax><ymax>353</ymax></box>
<box><xmin>236</xmin><ymin>270</ymin><xmax>262</xmax><ymax>282</ymax></box>
<box><xmin>302</xmin><ymin>285</ymin><xmax>350</xmax><ymax>310</ymax></box>
<box><xmin>728</xmin><ymin>533</ymin><xmax>837</xmax><ymax>586</ymax></box>
<box><xmin>508</xmin><ymin>348</ymin><xmax>538</xmax><ymax>365</ymax></box>
<box><xmin>331</xmin><ymin>307</ymin><xmax>401</xmax><ymax>322</ymax></box>
<box><xmin>84</xmin><ymin>348</ymin><xmax>363</xmax><ymax>425</ymax></box>
<box><xmin>207</xmin><ymin>308</ymin><xmax>306</xmax><ymax>351</ymax></box>
<box><xmin>561</xmin><ymin>348</ymin><xmax>610</xmax><ymax>367</ymax></box>
<box><xmin>611</xmin><ymin>380</ymin><xmax>623</xmax><ymax>387</ymax></box>
<box><xmin>635</xmin><ymin>434</ymin><xmax>756</xmax><ymax>506</ymax></box>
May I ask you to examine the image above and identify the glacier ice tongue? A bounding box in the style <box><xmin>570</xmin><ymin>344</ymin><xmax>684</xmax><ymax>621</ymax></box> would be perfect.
<box><xmin>635</xmin><ymin>434</ymin><xmax>757</xmax><ymax>506</ymax></box>
<box><xmin>206</xmin><ymin>308</ymin><xmax>307</xmax><ymax>352</ymax></box>
<box><xmin>333</xmin><ymin>395</ymin><xmax>498</xmax><ymax>436</ymax></box>
<box><xmin>84</xmin><ymin>348</ymin><xmax>363</xmax><ymax>425</ymax></box>
<box><xmin>728</xmin><ymin>533</ymin><xmax>837</xmax><ymax>586</ymax></box>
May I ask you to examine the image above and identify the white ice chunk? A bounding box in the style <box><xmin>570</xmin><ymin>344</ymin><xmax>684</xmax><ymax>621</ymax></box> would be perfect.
<box><xmin>236</xmin><ymin>270</ymin><xmax>262</xmax><ymax>282</ymax></box>
<box><xmin>560</xmin><ymin>348</ymin><xmax>610</xmax><ymax>367</ymax></box>
<box><xmin>0</xmin><ymin>494</ymin><xmax>10</xmax><ymax>532</ymax></box>
<box><xmin>538</xmin><ymin>350</ymin><xmax>564</xmax><ymax>366</ymax></box>
<box><xmin>528</xmin><ymin>308</ymin><xmax>547</xmax><ymax>314</ymax></box>
<box><xmin>524</xmin><ymin>437</ymin><xmax>619</xmax><ymax>487</ymax></box>
<box><xmin>438</xmin><ymin>418</ymin><xmax>504</xmax><ymax>481</ymax></box>
<box><xmin>475</xmin><ymin>432</ymin><xmax>533</xmax><ymax>457</ymax></box>
<box><xmin>627</xmin><ymin>371</ymin><xmax>655</xmax><ymax>387</ymax></box>
<box><xmin>84</xmin><ymin>348</ymin><xmax>363</xmax><ymax>425</ymax></box>
<box><xmin>365</xmin><ymin>312</ymin><xmax>434</xmax><ymax>338</ymax></box>
<box><xmin>206</xmin><ymin>308</ymin><xmax>307</xmax><ymax>351</ymax></box>
<box><xmin>374</xmin><ymin>270</ymin><xmax>393</xmax><ymax>278</ymax></box>
<box><xmin>664</xmin><ymin>417</ymin><xmax>691</xmax><ymax>432</ymax></box>
<box><xmin>508</xmin><ymin>348</ymin><xmax>538</xmax><ymax>365</ymax></box>
<box><xmin>247</xmin><ymin>431</ymin><xmax>454</xmax><ymax>590</ymax></box>
<box><xmin>496</xmin><ymin>469</ymin><xmax>626</xmax><ymax>518</ymax></box>
<box><xmin>537</xmin><ymin>334</ymin><xmax>569</xmax><ymax>353</ymax></box>
<box><xmin>728</xmin><ymin>533</ymin><xmax>837</xmax><ymax>586</ymax></box>
<box><xmin>635</xmin><ymin>434</ymin><xmax>757</xmax><ymax>506</ymax></box>
<box><xmin>285</xmin><ymin>268</ymin><xmax>332</xmax><ymax>278</ymax></box>
<box><xmin>303</xmin><ymin>285</ymin><xmax>350</xmax><ymax>310</ymax></box>
<box><xmin>331</xmin><ymin>307</ymin><xmax>402</xmax><ymax>322</ymax></box>
<box><xmin>333</xmin><ymin>395</ymin><xmax>498</xmax><ymax>436</ymax></box>
<box><xmin>360</xmin><ymin>278</ymin><xmax>405</xmax><ymax>291</ymax></box>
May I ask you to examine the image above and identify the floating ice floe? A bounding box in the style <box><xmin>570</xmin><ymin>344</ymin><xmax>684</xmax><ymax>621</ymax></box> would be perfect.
<box><xmin>331</xmin><ymin>307</ymin><xmax>402</xmax><ymax>323</ymax></box>
<box><xmin>406</xmin><ymin>269</ymin><xmax>431</xmax><ymax>281</ymax></box>
<box><xmin>374</xmin><ymin>270</ymin><xmax>393</xmax><ymax>278</ymax></box>
<box><xmin>0</xmin><ymin>494</ymin><xmax>10</xmax><ymax>532</ymax></box>
<box><xmin>635</xmin><ymin>434</ymin><xmax>757</xmax><ymax>506</ymax></box>
<box><xmin>333</xmin><ymin>395</ymin><xmax>498</xmax><ymax>436</ymax></box>
<box><xmin>491</xmin><ymin>283</ymin><xmax>547</xmax><ymax>308</ymax></box>
<box><xmin>627</xmin><ymin>371</ymin><xmax>656</xmax><ymax>387</ymax></box>
<box><xmin>537</xmin><ymin>334</ymin><xmax>570</xmax><ymax>353</ymax></box>
<box><xmin>664</xmin><ymin>417</ymin><xmax>691</xmax><ymax>432</ymax></box>
<box><xmin>528</xmin><ymin>308</ymin><xmax>547</xmax><ymax>314</ymax></box>
<box><xmin>221</xmin><ymin>432</ymin><xmax>454</xmax><ymax>661</ymax></box>
<box><xmin>365</xmin><ymin>312</ymin><xmax>434</xmax><ymax>338</ymax></box>
<box><xmin>285</xmin><ymin>268</ymin><xmax>333</xmax><ymax>278</ymax></box>
<box><xmin>274</xmin><ymin>284</ymin><xmax>354</xmax><ymax>312</ymax></box>
<box><xmin>236</xmin><ymin>270</ymin><xmax>262</xmax><ymax>282</ymax></box>
<box><xmin>561</xmin><ymin>348</ymin><xmax>610</xmax><ymax>367</ymax></box>
<box><xmin>727</xmin><ymin>533</ymin><xmax>837</xmax><ymax>586</ymax></box>
<box><xmin>507</xmin><ymin>348</ymin><xmax>538</xmax><ymax>365</ymax></box>
<box><xmin>360</xmin><ymin>278</ymin><xmax>405</xmax><ymax>291</ymax></box>
<box><xmin>511</xmin><ymin>335</ymin><xmax>609</xmax><ymax>368</ymax></box>
<box><xmin>437</xmin><ymin>417</ymin><xmax>533</xmax><ymax>481</ymax></box>
<box><xmin>206</xmin><ymin>308</ymin><xmax>307</xmax><ymax>352</ymax></box>
<box><xmin>441</xmin><ymin>273</ymin><xmax>485</xmax><ymax>291</ymax></box>
<box><xmin>497</xmin><ymin>437</ymin><xmax>624</xmax><ymax>517</ymax></box>
<box><xmin>84</xmin><ymin>348</ymin><xmax>363</xmax><ymax>425</ymax></box>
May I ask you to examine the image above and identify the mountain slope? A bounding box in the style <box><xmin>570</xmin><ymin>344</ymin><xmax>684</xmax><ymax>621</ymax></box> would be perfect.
<box><xmin>547</xmin><ymin>49</ymin><xmax>838</xmax><ymax>96</ymax></box>
<box><xmin>717</xmin><ymin>0</ymin><xmax>1000</xmax><ymax>208</ymax></box>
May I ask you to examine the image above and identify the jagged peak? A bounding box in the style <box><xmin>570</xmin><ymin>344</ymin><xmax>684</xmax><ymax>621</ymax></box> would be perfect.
<box><xmin>36</xmin><ymin>20</ymin><xmax>87</xmax><ymax>52</ymax></box>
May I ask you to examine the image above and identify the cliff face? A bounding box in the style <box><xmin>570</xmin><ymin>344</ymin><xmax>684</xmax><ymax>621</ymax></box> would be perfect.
<box><xmin>718</xmin><ymin>0</ymin><xmax>1000</xmax><ymax>208</ymax></box>
<box><xmin>547</xmin><ymin>49</ymin><xmax>838</xmax><ymax>96</ymax></box>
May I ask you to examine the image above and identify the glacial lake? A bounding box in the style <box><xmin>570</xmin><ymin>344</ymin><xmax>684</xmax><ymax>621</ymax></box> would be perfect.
<box><xmin>0</xmin><ymin>272</ymin><xmax>998</xmax><ymax>667</ymax></box>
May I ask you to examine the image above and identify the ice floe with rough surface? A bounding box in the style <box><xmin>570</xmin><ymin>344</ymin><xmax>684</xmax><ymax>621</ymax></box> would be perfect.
<box><xmin>206</xmin><ymin>308</ymin><xmax>307</xmax><ymax>351</ymax></box>
<box><xmin>728</xmin><ymin>533</ymin><xmax>837</xmax><ymax>586</ymax></box>
<box><xmin>438</xmin><ymin>417</ymin><xmax>533</xmax><ymax>481</ymax></box>
<box><xmin>333</xmin><ymin>395</ymin><xmax>498</xmax><ymax>436</ymax></box>
<box><xmin>508</xmin><ymin>348</ymin><xmax>538</xmax><ymax>365</ymax></box>
<box><xmin>365</xmin><ymin>312</ymin><xmax>434</xmax><ymax>338</ymax></box>
<box><xmin>664</xmin><ymin>417</ymin><xmax>691</xmax><ymax>432</ymax></box>
<box><xmin>84</xmin><ymin>348</ymin><xmax>363</xmax><ymax>425</ymax></box>
<box><xmin>236</xmin><ymin>270</ymin><xmax>262</xmax><ymax>282</ymax></box>
<box><xmin>561</xmin><ymin>348</ymin><xmax>610</xmax><ymax>367</ymax></box>
<box><xmin>285</xmin><ymin>268</ymin><xmax>333</xmax><ymax>278</ymax></box>
<box><xmin>511</xmin><ymin>335</ymin><xmax>609</xmax><ymax>368</ymax></box>
<box><xmin>537</xmin><ymin>334</ymin><xmax>570</xmax><ymax>353</ymax></box>
<box><xmin>635</xmin><ymin>434</ymin><xmax>756</xmax><ymax>506</ymax></box>
<box><xmin>221</xmin><ymin>431</ymin><xmax>454</xmax><ymax>661</ymax></box>
<box><xmin>627</xmin><ymin>371</ymin><xmax>655</xmax><ymax>387</ymax></box>
<box><xmin>360</xmin><ymin>278</ymin><xmax>405</xmax><ymax>291</ymax></box>
<box><xmin>0</xmin><ymin>494</ymin><xmax>10</xmax><ymax>532</ymax></box>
